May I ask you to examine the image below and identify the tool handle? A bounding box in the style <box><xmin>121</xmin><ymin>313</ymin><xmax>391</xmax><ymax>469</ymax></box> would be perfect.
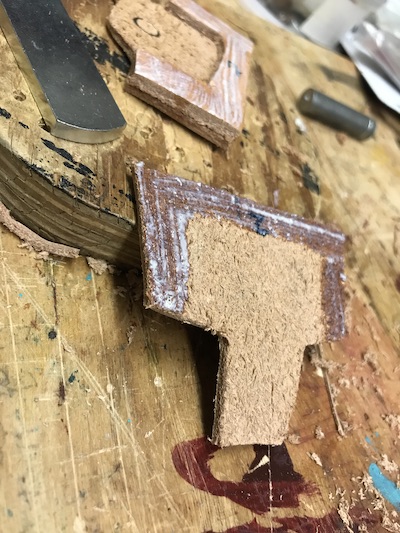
<box><xmin>298</xmin><ymin>89</ymin><xmax>375</xmax><ymax>140</ymax></box>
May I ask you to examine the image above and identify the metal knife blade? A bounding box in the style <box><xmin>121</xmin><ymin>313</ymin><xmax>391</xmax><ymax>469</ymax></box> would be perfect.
<box><xmin>0</xmin><ymin>0</ymin><xmax>126</xmax><ymax>143</ymax></box>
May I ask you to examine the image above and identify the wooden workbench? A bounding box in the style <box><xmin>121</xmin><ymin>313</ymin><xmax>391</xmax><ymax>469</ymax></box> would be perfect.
<box><xmin>0</xmin><ymin>0</ymin><xmax>400</xmax><ymax>531</ymax></box>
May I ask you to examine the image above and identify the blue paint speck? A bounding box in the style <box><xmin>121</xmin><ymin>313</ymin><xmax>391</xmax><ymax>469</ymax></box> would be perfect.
<box><xmin>369</xmin><ymin>463</ymin><xmax>400</xmax><ymax>510</ymax></box>
<box><xmin>375</xmin><ymin>432</ymin><xmax>379</xmax><ymax>437</ymax></box>
<box><xmin>86</xmin><ymin>272</ymin><xmax>92</xmax><ymax>281</ymax></box>
<box><xmin>7</xmin><ymin>509</ymin><xmax>13</xmax><ymax>517</ymax></box>
<box><xmin>68</xmin><ymin>372</ymin><xmax>76</xmax><ymax>384</ymax></box>
<box><xmin>365</xmin><ymin>436</ymin><xmax>372</xmax><ymax>444</ymax></box>
<box><xmin>18</xmin><ymin>293</ymin><xmax>23</xmax><ymax>298</ymax></box>
<box><xmin>127</xmin><ymin>419</ymin><xmax>131</xmax><ymax>424</ymax></box>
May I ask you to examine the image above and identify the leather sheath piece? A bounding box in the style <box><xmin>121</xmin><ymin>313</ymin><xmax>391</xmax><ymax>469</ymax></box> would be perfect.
<box><xmin>133</xmin><ymin>163</ymin><xmax>347</xmax><ymax>446</ymax></box>
<box><xmin>108</xmin><ymin>0</ymin><xmax>253</xmax><ymax>148</ymax></box>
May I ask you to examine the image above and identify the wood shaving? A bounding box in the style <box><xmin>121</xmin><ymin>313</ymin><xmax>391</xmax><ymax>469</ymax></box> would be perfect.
<box><xmin>338</xmin><ymin>377</ymin><xmax>351</xmax><ymax>388</ymax></box>
<box><xmin>382</xmin><ymin>414</ymin><xmax>400</xmax><ymax>437</ymax></box>
<box><xmin>308</xmin><ymin>346</ymin><xmax>341</xmax><ymax>373</ymax></box>
<box><xmin>337</xmin><ymin>498</ymin><xmax>354</xmax><ymax>533</ymax></box>
<box><xmin>382</xmin><ymin>516</ymin><xmax>400</xmax><ymax>532</ymax></box>
<box><xmin>308</xmin><ymin>452</ymin><xmax>323</xmax><ymax>467</ymax></box>
<box><xmin>114</xmin><ymin>286</ymin><xmax>128</xmax><ymax>298</ymax></box>
<box><xmin>379</xmin><ymin>454</ymin><xmax>399</xmax><ymax>474</ymax></box>
<box><xmin>383</xmin><ymin>414</ymin><xmax>400</xmax><ymax>430</ymax></box>
<box><xmin>309</xmin><ymin>345</ymin><xmax>346</xmax><ymax>437</ymax></box>
<box><xmin>362</xmin><ymin>350</ymin><xmax>380</xmax><ymax>374</ymax></box>
<box><xmin>354</xmin><ymin>324</ymin><xmax>362</xmax><ymax>336</ymax></box>
<box><xmin>86</xmin><ymin>257</ymin><xmax>108</xmax><ymax>275</ymax></box>
<box><xmin>294</xmin><ymin>116</ymin><xmax>307</xmax><ymax>133</ymax></box>
<box><xmin>335</xmin><ymin>487</ymin><xmax>346</xmax><ymax>498</ymax></box>
<box><xmin>287</xmin><ymin>433</ymin><xmax>301</xmax><ymax>444</ymax></box>
<box><xmin>315</xmin><ymin>426</ymin><xmax>325</xmax><ymax>440</ymax></box>
<box><xmin>0</xmin><ymin>201</ymin><xmax>80</xmax><ymax>258</ymax></box>
<box><xmin>355</xmin><ymin>473</ymin><xmax>400</xmax><ymax>531</ymax></box>
<box><xmin>330</xmin><ymin>383</ymin><xmax>340</xmax><ymax>401</ymax></box>
<box><xmin>341</xmin><ymin>420</ymin><xmax>353</xmax><ymax>434</ymax></box>
<box><xmin>126</xmin><ymin>324</ymin><xmax>136</xmax><ymax>345</ymax></box>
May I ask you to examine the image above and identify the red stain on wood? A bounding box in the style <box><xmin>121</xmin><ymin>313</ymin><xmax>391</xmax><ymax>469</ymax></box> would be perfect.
<box><xmin>172</xmin><ymin>437</ymin><xmax>316</xmax><ymax>514</ymax></box>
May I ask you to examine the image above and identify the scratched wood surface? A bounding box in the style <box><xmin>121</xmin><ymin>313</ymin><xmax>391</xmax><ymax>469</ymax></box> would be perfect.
<box><xmin>0</xmin><ymin>0</ymin><xmax>400</xmax><ymax>531</ymax></box>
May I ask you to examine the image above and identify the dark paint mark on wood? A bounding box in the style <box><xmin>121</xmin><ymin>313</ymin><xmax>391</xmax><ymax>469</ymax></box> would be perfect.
<box><xmin>50</xmin><ymin>274</ymin><xmax>59</xmax><ymax>326</ymax></box>
<box><xmin>58</xmin><ymin>381</ymin><xmax>66</xmax><ymax>405</ymax></box>
<box><xmin>63</xmin><ymin>161</ymin><xmax>94</xmax><ymax>178</ymax></box>
<box><xmin>302</xmin><ymin>163</ymin><xmax>320</xmax><ymax>195</ymax></box>
<box><xmin>18</xmin><ymin>121</ymin><xmax>29</xmax><ymax>129</ymax></box>
<box><xmin>244</xmin><ymin>444</ymin><xmax>303</xmax><ymax>483</ymax></box>
<box><xmin>60</xmin><ymin>176</ymin><xmax>85</xmax><ymax>197</ymax></box>
<box><xmin>227</xmin><ymin>60</ymin><xmax>242</xmax><ymax>77</ymax></box>
<box><xmin>395</xmin><ymin>274</ymin><xmax>400</xmax><ymax>292</ymax></box>
<box><xmin>279</xmin><ymin>110</ymin><xmax>288</xmax><ymax>124</ymax></box>
<box><xmin>48</xmin><ymin>329</ymin><xmax>57</xmax><ymax>340</ymax></box>
<box><xmin>27</xmin><ymin>162</ymin><xmax>55</xmax><ymax>183</ymax></box>
<box><xmin>0</xmin><ymin>107</ymin><xmax>11</xmax><ymax>119</ymax></box>
<box><xmin>41</xmin><ymin>138</ymin><xmax>96</xmax><ymax>178</ymax></box>
<box><xmin>42</xmin><ymin>138</ymin><xmax>74</xmax><ymax>162</ymax></box>
<box><xmin>247</xmin><ymin>212</ymin><xmax>270</xmax><ymax>237</ymax></box>
<box><xmin>109</xmin><ymin>462</ymin><xmax>122</xmax><ymax>478</ymax></box>
<box><xmin>78</xmin><ymin>27</ymin><xmax>130</xmax><ymax>74</ymax></box>
<box><xmin>172</xmin><ymin>437</ymin><xmax>316</xmax><ymax>515</ymax></box>
<box><xmin>118</xmin><ymin>188</ymin><xmax>134</xmax><ymax>203</ymax></box>
<box><xmin>81</xmin><ymin>177</ymin><xmax>95</xmax><ymax>192</ymax></box>
<box><xmin>68</xmin><ymin>371</ymin><xmax>77</xmax><ymax>384</ymax></box>
<box><xmin>133</xmin><ymin>17</ymin><xmax>161</xmax><ymax>37</ymax></box>
<box><xmin>62</xmin><ymin>419</ymin><xmax>69</xmax><ymax>435</ymax></box>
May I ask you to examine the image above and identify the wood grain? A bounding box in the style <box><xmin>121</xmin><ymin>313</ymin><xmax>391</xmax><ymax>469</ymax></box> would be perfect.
<box><xmin>0</xmin><ymin>0</ymin><xmax>400</xmax><ymax>530</ymax></box>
